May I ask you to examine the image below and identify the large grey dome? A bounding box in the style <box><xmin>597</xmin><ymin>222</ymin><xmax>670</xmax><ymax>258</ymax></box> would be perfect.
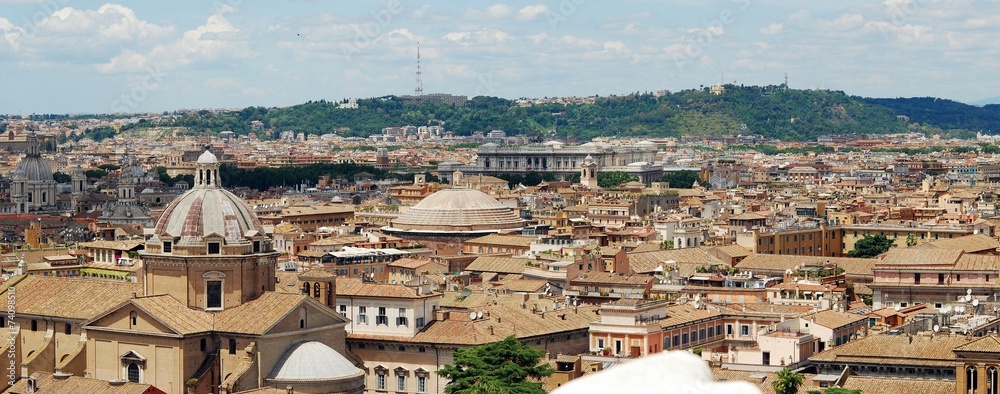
<box><xmin>12</xmin><ymin>156</ymin><xmax>53</xmax><ymax>181</ymax></box>
<box><xmin>386</xmin><ymin>188</ymin><xmax>525</xmax><ymax>233</ymax></box>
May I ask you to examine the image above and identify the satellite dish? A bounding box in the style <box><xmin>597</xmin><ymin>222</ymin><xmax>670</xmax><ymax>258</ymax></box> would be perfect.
<box><xmin>974</xmin><ymin>299</ymin><xmax>980</xmax><ymax>307</ymax></box>
<box><xmin>469</xmin><ymin>312</ymin><xmax>477</xmax><ymax>320</ymax></box>
<box><xmin>933</xmin><ymin>325</ymin><xmax>940</xmax><ymax>332</ymax></box>
<box><xmin>969</xmin><ymin>289</ymin><xmax>974</xmax><ymax>295</ymax></box>
<box><xmin>894</xmin><ymin>305</ymin><xmax>901</xmax><ymax>311</ymax></box>
<box><xmin>695</xmin><ymin>295</ymin><xmax>701</xmax><ymax>302</ymax></box>
<box><xmin>477</xmin><ymin>311</ymin><xmax>484</xmax><ymax>320</ymax></box>
<box><xmin>967</xmin><ymin>295</ymin><xmax>974</xmax><ymax>302</ymax></box>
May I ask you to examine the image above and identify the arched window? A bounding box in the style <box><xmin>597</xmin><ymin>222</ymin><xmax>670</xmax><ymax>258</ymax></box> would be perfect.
<box><xmin>989</xmin><ymin>366</ymin><xmax>998</xmax><ymax>394</ymax></box>
<box><xmin>130</xmin><ymin>312</ymin><xmax>138</xmax><ymax>328</ymax></box>
<box><xmin>969</xmin><ymin>366</ymin><xmax>979</xmax><ymax>394</ymax></box>
<box><xmin>302</xmin><ymin>282</ymin><xmax>311</xmax><ymax>295</ymax></box>
<box><xmin>127</xmin><ymin>363</ymin><xmax>140</xmax><ymax>383</ymax></box>
<box><xmin>313</xmin><ymin>282</ymin><xmax>321</xmax><ymax>298</ymax></box>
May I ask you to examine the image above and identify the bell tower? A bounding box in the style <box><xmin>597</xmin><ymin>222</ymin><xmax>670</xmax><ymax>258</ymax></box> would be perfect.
<box><xmin>580</xmin><ymin>155</ymin><xmax>598</xmax><ymax>189</ymax></box>
<box><xmin>298</xmin><ymin>269</ymin><xmax>337</xmax><ymax>308</ymax></box>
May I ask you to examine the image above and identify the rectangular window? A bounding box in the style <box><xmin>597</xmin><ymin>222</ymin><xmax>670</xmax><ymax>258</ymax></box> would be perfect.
<box><xmin>740</xmin><ymin>325</ymin><xmax>751</xmax><ymax>336</ymax></box>
<box><xmin>358</xmin><ymin>306</ymin><xmax>368</xmax><ymax>324</ymax></box>
<box><xmin>397</xmin><ymin>316</ymin><xmax>409</xmax><ymax>326</ymax></box>
<box><xmin>416</xmin><ymin>317</ymin><xmax>425</xmax><ymax>328</ymax></box>
<box><xmin>376</xmin><ymin>307</ymin><xmax>388</xmax><ymax>325</ymax></box>
<box><xmin>708</xmin><ymin>326</ymin><xmax>715</xmax><ymax>337</ymax></box>
<box><xmin>229</xmin><ymin>338</ymin><xmax>237</xmax><ymax>355</ymax></box>
<box><xmin>672</xmin><ymin>335</ymin><xmax>680</xmax><ymax>347</ymax></box>
<box><xmin>397</xmin><ymin>375</ymin><xmax>406</xmax><ymax>392</ymax></box>
<box><xmin>252</xmin><ymin>240</ymin><xmax>261</xmax><ymax>253</ymax></box>
<box><xmin>206</xmin><ymin>280</ymin><xmax>222</xmax><ymax>309</ymax></box>
<box><xmin>682</xmin><ymin>333</ymin><xmax>689</xmax><ymax>344</ymax></box>
<box><xmin>417</xmin><ymin>376</ymin><xmax>427</xmax><ymax>393</ymax></box>
<box><xmin>339</xmin><ymin>305</ymin><xmax>347</xmax><ymax>314</ymax></box>
<box><xmin>699</xmin><ymin>329</ymin><xmax>706</xmax><ymax>341</ymax></box>
<box><xmin>208</xmin><ymin>242</ymin><xmax>221</xmax><ymax>254</ymax></box>
<box><xmin>162</xmin><ymin>241</ymin><xmax>172</xmax><ymax>253</ymax></box>
<box><xmin>726</xmin><ymin>324</ymin><xmax>733</xmax><ymax>335</ymax></box>
<box><xmin>376</xmin><ymin>374</ymin><xmax>386</xmax><ymax>391</ymax></box>
<box><xmin>597</xmin><ymin>338</ymin><xmax>605</xmax><ymax>349</ymax></box>
<box><xmin>64</xmin><ymin>323</ymin><xmax>71</xmax><ymax>335</ymax></box>
<box><xmin>717</xmin><ymin>324</ymin><xmax>723</xmax><ymax>337</ymax></box>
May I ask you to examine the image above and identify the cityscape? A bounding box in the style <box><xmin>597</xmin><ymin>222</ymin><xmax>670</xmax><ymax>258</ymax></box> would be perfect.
<box><xmin>3</xmin><ymin>1</ymin><xmax>1000</xmax><ymax>394</ymax></box>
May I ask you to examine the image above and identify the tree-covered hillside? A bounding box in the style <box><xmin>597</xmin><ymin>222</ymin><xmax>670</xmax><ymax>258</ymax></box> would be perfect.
<box><xmin>77</xmin><ymin>85</ymin><xmax>1000</xmax><ymax>142</ymax></box>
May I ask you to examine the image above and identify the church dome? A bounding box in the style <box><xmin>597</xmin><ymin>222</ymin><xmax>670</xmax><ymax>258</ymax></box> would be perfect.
<box><xmin>13</xmin><ymin>156</ymin><xmax>53</xmax><ymax>182</ymax></box>
<box><xmin>386</xmin><ymin>188</ymin><xmax>524</xmax><ymax>233</ymax></box>
<box><xmin>269</xmin><ymin>340</ymin><xmax>363</xmax><ymax>381</ymax></box>
<box><xmin>149</xmin><ymin>149</ymin><xmax>266</xmax><ymax>250</ymax></box>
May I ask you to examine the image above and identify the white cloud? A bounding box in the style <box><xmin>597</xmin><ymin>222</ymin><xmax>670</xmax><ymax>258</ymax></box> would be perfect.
<box><xmin>98</xmin><ymin>14</ymin><xmax>252</xmax><ymax>73</ymax></box>
<box><xmin>516</xmin><ymin>5</ymin><xmax>549</xmax><ymax>21</ymax></box>
<box><xmin>443</xmin><ymin>28</ymin><xmax>512</xmax><ymax>46</ymax></box>
<box><xmin>464</xmin><ymin>4</ymin><xmax>513</xmax><ymax>19</ymax></box>
<box><xmin>759</xmin><ymin>23</ymin><xmax>783</xmax><ymax>36</ymax></box>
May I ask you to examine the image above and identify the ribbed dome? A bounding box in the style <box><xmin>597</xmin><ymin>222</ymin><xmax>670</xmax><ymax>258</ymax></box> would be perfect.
<box><xmin>152</xmin><ymin>187</ymin><xmax>265</xmax><ymax>246</ymax></box>
<box><xmin>269</xmin><ymin>341</ymin><xmax>362</xmax><ymax>381</ymax></box>
<box><xmin>12</xmin><ymin>156</ymin><xmax>53</xmax><ymax>181</ymax></box>
<box><xmin>197</xmin><ymin>150</ymin><xmax>219</xmax><ymax>164</ymax></box>
<box><xmin>388</xmin><ymin>188</ymin><xmax>524</xmax><ymax>232</ymax></box>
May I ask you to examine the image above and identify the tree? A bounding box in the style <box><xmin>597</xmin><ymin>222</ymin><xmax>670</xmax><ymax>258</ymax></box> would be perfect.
<box><xmin>905</xmin><ymin>233</ymin><xmax>918</xmax><ymax>247</ymax></box>
<box><xmin>438</xmin><ymin>336</ymin><xmax>553</xmax><ymax>394</ymax></box>
<box><xmin>597</xmin><ymin>171</ymin><xmax>638</xmax><ymax>189</ymax></box>
<box><xmin>659</xmin><ymin>240</ymin><xmax>674</xmax><ymax>250</ymax></box>
<box><xmin>657</xmin><ymin>170</ymin><xmax>700</xmax><ymax>188</ymax></box>
<box><xmin>847</xmin><ymin>234</ymin><xmax>895</xmax><ymax>258</ymax></box>
<box><xmin>772</xmin><ymin>368</ymin><xmax>804</xmax><ymax>394</ymax></box>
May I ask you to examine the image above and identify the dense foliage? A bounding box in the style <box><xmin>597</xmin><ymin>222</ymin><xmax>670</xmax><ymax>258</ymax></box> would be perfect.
<box><xmin>597</xmin><ymin>171</ymin><xmax>639</xmax><ymax>188</ymax></box>
<box><xmin>493</xmin><ymin>172</ymin><xmax>558</xmax><ymax>188</ymax></box>
<box><xmin>68</xmin><ymin>87</ymin><xmax>1000</xmax><ymax>143</ymax></box>
<box><xmin>866</xmin><ymin>97</ymin><xmax>1000</xmax><ymax>132</ymax></box>
<box><xmin>847</xmin><ymin>234</ymin><xmax>896</xmax><ymax>258</ymax></box>
<box><xmin>219</xmin><ymin>163</ymin><xmax>407</xmax><ymax>191</ymax></box>
<box><xmin>438</xmin><ymin>336</ymin><xmax>552</xmax><ymax>394</ymax></box>
<box><xmin>772</xmin><ymin>368</ymin><xmax>804</xmax><ymax>394</ymax></box>
<box><xmin>657</xmin><ymin>170</ymin><xmax>701</xmax><ymax>188</ymax></box>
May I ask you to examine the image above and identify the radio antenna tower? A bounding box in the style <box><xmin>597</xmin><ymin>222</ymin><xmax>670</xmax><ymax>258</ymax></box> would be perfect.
<box><xmin>415</xmin><ymin>42</ymin><xmax>424</xmax><ymax>96</ymax></box>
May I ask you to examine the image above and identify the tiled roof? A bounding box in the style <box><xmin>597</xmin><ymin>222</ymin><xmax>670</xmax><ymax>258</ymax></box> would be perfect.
<box><xmin>464</xmin><ymin>233</ymin><xmax>537</xmax><ymax>247</ymax></box>
<box><xmin>3</xmin><ymin>276</ymin><xmax>142</xmax><ymax>321</ymax></box>
<box><xmin>79</xmin><ymin>239</ymin><xmax>145</xmax><ymax>251</ymax></box>
<box><xmin>410</xmin><ymin>294</ymin><xmax>597</xmax><ymax>345</ymax></box>
<box><xmin>877</xmin><ymin>248</ymin><xmax>964</xmax><ymax>267</ymax></box>
<box><xmin>841</xmin><ymin>376</ymin><xmax>954</xmax><ymax>394</ymax></box>
<box><xmin>917</xmin><ymin>233</ymin><xmax>1000</xmax><ymax>253</ymax></box>
<box><xmin>801</xmin><ymin>309</ymin><xmax>866</xmax><ymax>329</ymax></box>
<box><xmin>465</xmin><ymin>256</ymin><xmax>532</xmax><ymax>274</ymax></box>
<box><xmin>215</xmin><ymin>292</ymin><xmax>316</xmax><ymax>335</ymax></box>
<box><xmin>954</xmin><ymin>335</ymin><xmax>1000</xmax><ymax>353</ymax></box>
<box><xmin>628</xmin><ymin>248</ymin><xmax>726</xmax><ymax>274</ymax></box>
<box><xmin>954</xmin><ymin>254</ymin><xmax>1000</xmax><ymax>271</ymax></box>
<box><xmin>387</xmin><ymin>258</ymin><xmax>439</xmax><ymax>270</ymax></box>
<box><xmin>129</xmin><ymin>295</ymin><xmax>213</xmax><ymax>335</ymax></box>
<box><xmin>336</xmin><ymin>277</ymin><xmax>439</xmax><ymax>299</ymax></box>
<box><xmin>658</xmin><ymin>304</ymin><xmax>720</xmax><ymax>329</ymax></box>
<box><xmin>736</xmin><ymin>254</ymin><xmax>876</xmax><ymax>277</ymax></box>
<box><xmin>810</xmin><ymin>334</ymin><xmax>970</xmax><ymax>367</ymax></box>
<box><xmin>6</xmin><ymin>372</ymin><xmax>164</xmax><ymax>394</ymax></box>
<box><xmin>570</xmin><ymin>272</ymin><xmax>651</xmax><ymax>286</ymax></box>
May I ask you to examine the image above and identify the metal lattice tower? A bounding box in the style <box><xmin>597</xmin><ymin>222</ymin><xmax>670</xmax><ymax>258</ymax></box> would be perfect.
<box><xmin>415</xmin><ymin>42</ymin><xmax>423</xmax><ymax>96</ymax></box>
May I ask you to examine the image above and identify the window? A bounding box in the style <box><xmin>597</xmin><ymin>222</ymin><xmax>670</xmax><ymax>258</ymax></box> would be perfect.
<box><xmin>699</xmin><ymin>329</ymin><xmax>706</xmax><ymax>341</ymax></box>
<box><xmin>934</xmin><ymin>302</ymin><xmax>943</xmax><ymax>309</ymax></box>
<box><xmin>127</xmin><ymin>363</ymin><xmax>140</xmax><ymax>383</ymax></box>
<box><xmin>682</xmin><ymin>333</ymin><xmax>689</xmax><ymax>344</ymax></box>
<box><xmin>208</xmin><ymin>242</ymin><xmax>220</xmax><ymax>254</ymax></box>
<box><xmin>253</xmin><ymin>240</ymin><xmax>261</xmax><ymax>253</ymax></box>
<box><xmin>162</xmin><ymin>241</ymin><xmax>172</xmax><ymax>253</ymax></box>
<box><xmin>200</xmin><ymin>338</ymin><xmax>206</xmax><ymax>352</ymax></box>
<box><xmin>673</xmin><ymin>335</ymin><xmax>680</xmax><ymax>347</ymax></box>
<box><xmin>206</xmin><ymin>280</ymin><xmax>223</xmax><ymax>309</ymax></box>
<box><xmin>31</xmin><ymin>320</ymin><xmax>37</xmax><ymax>332</ymax></box>
<box><xmin>358</xmin><ymin>306</ymin><xmax>368</xmax><ymax>324</ymax></box>
<box><xmin>597</xmin><ymin>338</ymin><xmax>605</xmax><ymax>350</ymax></box>
<box><xmin>988</xmin><ymin>366</ymin><xmax>998</xmax><ymax>394</ymax></box>
<box><xmin>339</xmin><ymin>305</ymin><xmax>347</xmax><ymax>314</ymax></box>
<box><xmin>417</xmin><ymin>376</ymin><xmax>427</xmax><ymax>393</ymax></box>
<box><xmin>229</xmin><ymin>339</ymin><xmax>237</xmax><ymax>355</ymax></box>
<box><xmin>376</xmin><ymin>307</ymin><xmax>388</xmax><ymax>325</ymax></box>
<box><xmin>376</xmin><ymin>374</ymin><xmax>386</xmax><ymax>391</ymax></box>
<box><xmin>397</xmin><ymin>375</ymin><xmax>406</xmax><ymax>392</ymax></box>
<box><xmin>717</xmin><ymin>324</ymin><xmax>723</xmax><ymax>337</ymax></box>
<box><xmin>740</xmin><ymin>325</ymin><xmax>751</xmax><ymax>336</ymax></box>
<box><xmin>0</xmin><ymin>317</ymin><xmax>4</xmax><ymax>328</ymax></box>
<box><xmin>969</xmin><ymin>366</ymin><xmax>979</xmax><ymax>394</ymax></box>
<box><xmin>130</xmin><ymin>311</ymin><xmax>138</xmax><ymax>327</ymax></box>
<box><xmin>726</xmin><ymin>324</ymin><xmax>733</xmax><ymax>335</ymax></box>
<box><xmin>64</xmin><ymin>323</ymin><xmax>71</xmax><ymax>335</ymax></box>
<box><xmin>416</xmin><ymin>317</ymin><xmax>425</xmax><ymax>328</ymax></box>
<box><xmin>397</xmin><ymin>316</ymin><xmax>409</xmax><ymax>326</ymax></box>
<box><xmin>708</xmin><ymin>326</ymin><xmax>715</xmax><ymax>337</ymax></box>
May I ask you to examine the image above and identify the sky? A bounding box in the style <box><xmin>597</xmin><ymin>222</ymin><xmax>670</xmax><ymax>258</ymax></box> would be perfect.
<box><xmin>1</xmin><ymin>0</ymin><xmax>999</xmax><ymax>114</ymax></box>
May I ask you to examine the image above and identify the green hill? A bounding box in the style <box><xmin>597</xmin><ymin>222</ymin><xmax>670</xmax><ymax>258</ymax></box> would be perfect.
<box><xmin>78</xmin><ymin>85</ymin><xmax>1000</xmax><ymax>142</ymax></box>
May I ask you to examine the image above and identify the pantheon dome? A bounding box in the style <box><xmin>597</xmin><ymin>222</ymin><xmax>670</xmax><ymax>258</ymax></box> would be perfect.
<box><xmin>384</xmin><ymin>188</ymin><xmax>525</xmax><ymax>234</ymax></box>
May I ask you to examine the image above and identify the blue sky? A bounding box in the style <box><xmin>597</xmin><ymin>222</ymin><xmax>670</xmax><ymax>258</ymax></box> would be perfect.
<box><xmin>1</xmin><ymin>0</ymin><xmax>998</xmax><ymax>114</ymax></box>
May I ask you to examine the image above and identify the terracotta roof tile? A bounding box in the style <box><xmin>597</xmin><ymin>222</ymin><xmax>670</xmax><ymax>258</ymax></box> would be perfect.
<box><xmin>4</xmin><ymin>276</ymin><xmax>141</xmax><ymax>321</ymax></box>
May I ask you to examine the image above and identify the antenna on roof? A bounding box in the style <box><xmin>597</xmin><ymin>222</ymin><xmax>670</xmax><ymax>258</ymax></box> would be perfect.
<box><xmin>415</xmin><ymin>42</ymin><xmax>424</xmax><ymax>96</ymax></box>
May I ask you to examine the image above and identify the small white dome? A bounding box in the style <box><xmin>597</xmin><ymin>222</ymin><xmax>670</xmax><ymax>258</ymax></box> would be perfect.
<box><xmin>197</xmin><ymin>150</ymin><xmax>219</xmax><ymax>164</ymax></box>
<box><xmin>269</xmin><ymin>341</ymin><xmax>362</xmax><ymax>380</ymax></box>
